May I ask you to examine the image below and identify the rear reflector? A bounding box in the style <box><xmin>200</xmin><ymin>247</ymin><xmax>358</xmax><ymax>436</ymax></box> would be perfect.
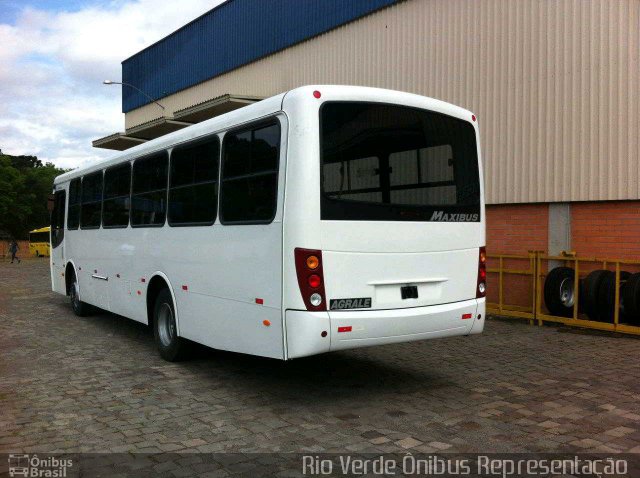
<box><xmin>338</xmin><ymin>326</ymin><xmax>352</xmax><ymax>333</ymax></box>
<box><xmin>462</xmin><ymin>313</ymin><xmax>473</xmax><ymax>320</ymax></box>
<box><xmin>255</xmin><ymin>298</ymin><xmax>264</xmax><ymax>305</ymax></box>
<box><xmin>182</xmin><ymin>285</ymin><xmax>188</xmax><ymax>291</ymax></box>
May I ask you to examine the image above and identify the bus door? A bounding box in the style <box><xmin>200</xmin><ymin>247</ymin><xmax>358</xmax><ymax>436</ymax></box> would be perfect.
<box><xmin>50</xmin><ymin>189</ymin><xmax>66</xmax><ymax>294</ymax></box>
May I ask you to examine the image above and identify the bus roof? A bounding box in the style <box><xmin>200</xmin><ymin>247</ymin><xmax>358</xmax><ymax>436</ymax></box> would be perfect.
<box><xmin>54</xmin><ymin>85</ymin><xmax>474</xmax><ymax>186</ymax></box>
<box><xmin>30</xmin><ymin>226</ymin><xmax>50</xmax><ymax>233</ymax></box>
<box><xmin>53</xmin><ymin>92</ymin><xmax>286</xmax><ymax>186</ymax></box>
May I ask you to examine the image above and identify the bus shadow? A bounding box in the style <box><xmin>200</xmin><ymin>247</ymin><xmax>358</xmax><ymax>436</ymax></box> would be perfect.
<box><xmin>80</xmin><ymin>307</ymin><xmax>446</xmax><ymax>403</ymax></box>
<box><xmin>80</xmin><ymin>307</ymin><xmax>156</xmax><ymax>346</ymax></box>
<box><xmin>187</xmin><ymin>344</ymin><xmax>445</xmax><ymax>404</ymax></box>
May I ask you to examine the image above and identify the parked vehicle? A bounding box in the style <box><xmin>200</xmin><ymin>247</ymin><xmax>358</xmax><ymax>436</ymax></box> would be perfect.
<box><xmin>29</xmin><ymin>226</ymin><xmax>50</xmax><ymax>257</ymax></box>
<box><xmin>50</xmin><ymin>86</ymin><xmax>486</xmax><ymax>361</ymax></box>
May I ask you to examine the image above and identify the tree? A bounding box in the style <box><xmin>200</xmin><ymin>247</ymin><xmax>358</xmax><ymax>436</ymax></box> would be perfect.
<box><xmin>0</xmin><ymin>151</ymin><xmax>68</xmax><ymax>239</ymax></box>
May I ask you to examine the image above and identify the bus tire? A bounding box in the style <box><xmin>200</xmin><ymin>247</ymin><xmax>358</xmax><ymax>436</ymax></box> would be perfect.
<box><xmin>621</xmin><ymin>273</ymin><xmax>640</xmax><ymax>324</ymax></box>
<box><xmin>582</xmin><ymin>270</ymin><xmax>608</xmax><ymax>321</ymax></box>
<box><xmin>153</xmin><ymin>288</ymin><xmax>186</xmax><ymax>362</ymax></box>
<box><xmin>36</xmin><ymin>250</ymin><xmax>40</xmax><ymax>257</ymax></box>
<box><xmin>543</xmin><ymin>267</ymin><xmax>576</xmax><ymax>318</ymax></box>
<box><xmin>69</xmin><ymin>272</ymin><xmax>93</xmax><ymax>317</ymax></box>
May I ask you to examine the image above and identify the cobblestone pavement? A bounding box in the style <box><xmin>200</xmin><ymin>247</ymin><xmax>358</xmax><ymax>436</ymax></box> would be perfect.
<box><xmin>1</xmin><ymin>260</ymin><xmax>640</xmax><ymax>462</ymax></box>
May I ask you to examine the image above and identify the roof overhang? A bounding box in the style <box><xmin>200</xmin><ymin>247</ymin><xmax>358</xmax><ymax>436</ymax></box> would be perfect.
<box><xmin>93</xmin><ymin>94</ymin><xmax>262</xmax><ymax>151</ymax></box>
<box><xmin>173</xmin><ymin>94</ymin><xmax>262</xmax><ymax>123</ymax></box>
<box><xmin>125</xmin><ymin>117</ymin><xmax>193</xmax><ymax>140</ymax></box>
<box><xmin>92</xmin><ymin>133</ymin><xmax>147</xmax><ymax>151</ymax></box>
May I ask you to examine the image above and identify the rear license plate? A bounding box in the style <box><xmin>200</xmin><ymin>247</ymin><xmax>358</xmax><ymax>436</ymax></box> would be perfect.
<box><xmin>401</xmin><ymin>285</ymin><xmax>418</xmax><ymax>299</ymax></box>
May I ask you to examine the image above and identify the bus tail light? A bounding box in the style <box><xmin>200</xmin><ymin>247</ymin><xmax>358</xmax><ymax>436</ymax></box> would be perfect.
<box><xmin>295</xmin><ymin>248</ymin><xmax>326</xmax><ymax>311</ymax></box>
<box><xmin>308</xmin><ymin>274</ymin><xmax>321</xmax><ymax>288</ymax></box>
<box><xmin>306</xmin><ymin>255</ymin><xmax>319</xmax><ymax>269</ymax></box>
<box><xmin>477</xmin><ymin>246</ymin><xmax>487</xmax><ymax>298</ymax></box>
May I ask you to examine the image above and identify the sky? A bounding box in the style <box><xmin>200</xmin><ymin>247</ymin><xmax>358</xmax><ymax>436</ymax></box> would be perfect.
<box><xmin>0</xmin><ymin>0</ymin><xmax>225</xmax><ymax>169</ymax></box>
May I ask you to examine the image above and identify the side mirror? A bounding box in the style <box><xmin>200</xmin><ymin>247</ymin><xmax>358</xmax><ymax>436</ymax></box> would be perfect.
<box><xmin>47</xmin><ymin>194</ymin><xmax>55</xmax><ymax>212</ymax></box>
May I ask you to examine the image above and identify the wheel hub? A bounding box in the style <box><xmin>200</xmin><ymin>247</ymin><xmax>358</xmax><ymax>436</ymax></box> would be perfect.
<box><xmin>157</xmin><ymin>303</ymin><xmax>175</xmax><ymax>346</ymax></box>
<box><xmin>559</xmin><ymin>277</ymin><xmax>575</xmax><ymax>307</ymax></box>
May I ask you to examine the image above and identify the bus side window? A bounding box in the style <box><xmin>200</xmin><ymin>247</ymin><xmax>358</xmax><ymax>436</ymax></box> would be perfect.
<box><xmin>220</xmin><ymin>121</ymin><xmax>280</xmax><ymax>224</ymax></box>
<box><xmin>51</xmin><ymin>190</ymin><xmax>66</xmax><ymax>248</ymax></box>
<box><xmin>168</xmin><ymin>138</ymin><xmax>219</xmax><ymax>226</ymax></box>
<box><xmin>103</xmin><ymin>163</ymin><xmax>131</xmax><ymax>228</ymax></box>
<box><xmin>131</xmin><ymin>152</ymin><xmax>168</xmax><ymax>227</ymax></box>
<box><xmin>80</xmin><ymin>171</ymin><xmax>104</xmax><ymax>229</ymax></box>
<box><xmin>67</xmin><ymin>178</ymin><xmax>81</xmax><ymax>229</ymax></box>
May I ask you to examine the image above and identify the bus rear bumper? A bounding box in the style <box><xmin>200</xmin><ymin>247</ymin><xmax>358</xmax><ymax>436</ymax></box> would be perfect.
<box><xmin>285</xmin><ymin>298</ymin><xmax>485</xmax><ymax>359</ymax></box>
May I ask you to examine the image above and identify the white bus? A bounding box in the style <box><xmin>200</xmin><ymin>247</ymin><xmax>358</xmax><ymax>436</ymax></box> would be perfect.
<box><xmin>50</xmin><ymin>85</ymin><xmax>486</xmax><ymax>361</ymax></box>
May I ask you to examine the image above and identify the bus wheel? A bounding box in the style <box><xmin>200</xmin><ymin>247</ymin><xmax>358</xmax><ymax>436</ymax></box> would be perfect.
<box><xmin>153</xmin><ymin>288</ymin><xmax>186</xmax><ymax>361</ymax></box>
<box><xmin>36</xmin><ymin>251</ymin><xmax>40</xmax><ymax>257</ymax></box>
<box><xmin>70</xmin><ymin>273</ymin><xmax>92</xmax><ymax>317</ymax></box>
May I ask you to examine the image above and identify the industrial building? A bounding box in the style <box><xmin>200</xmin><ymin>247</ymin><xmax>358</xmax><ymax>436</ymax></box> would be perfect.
<box><xmin>94</xmin><ymin>0</ymin><xmax>640</xmax><ymax>263</ymax></box>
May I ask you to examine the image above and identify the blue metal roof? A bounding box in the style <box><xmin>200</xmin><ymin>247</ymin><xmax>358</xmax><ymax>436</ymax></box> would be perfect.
<box><xmin>121</xmin><ymin>0</ymin><xmax>401</xmax><ymax>113</ymax></box>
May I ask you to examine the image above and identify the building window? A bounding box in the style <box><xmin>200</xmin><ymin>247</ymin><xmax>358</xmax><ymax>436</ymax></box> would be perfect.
<box><xmin>80</xmin><ymin>171</ymin><xmax>103</xmax><ymax>229</ymax></box>
<box><xmin>103</xmin><ymin>163</ymin><xmax>131</xmax><ymax>228</ymax></box>
<box><xmin>131</xmin><ymin>153</ymin><xmax>168</xmax><ymax>227</ymax></box>
<box><xmin>169</xmin><ymin>137</ymin><xmax>220</xmax><ymax>226</ymax></box>
<box><xmin>67</xmin><ymin>178</ymin><xmax>81</xmax><ymax>229</ymax></box>
<box><xmin>220</xmin><ymin>121</ymin><xmax>280</xmax><ymax>224</ymax></box>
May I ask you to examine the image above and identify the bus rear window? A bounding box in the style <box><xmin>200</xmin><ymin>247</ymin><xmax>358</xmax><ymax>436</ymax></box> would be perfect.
<box><xmin>320</xmin><ymin>102</ymin><xmax>480</xmax><ymax>222</ymax></box>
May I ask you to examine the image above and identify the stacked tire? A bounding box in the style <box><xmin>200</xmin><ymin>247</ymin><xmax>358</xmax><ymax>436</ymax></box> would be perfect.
<box><xmin>622</xmin><ymin>274</ymin><xmax>640</xmax><ymax>324</ymax></box>
<box><xmin>543</xmin><ymin>267</ymin><xmax>577</xmax><ymax>318</ymax></box>
<box><xmin>544</xmin><ymin>267</ymin><xmax>640</xmax><ymax>324</ymax></box>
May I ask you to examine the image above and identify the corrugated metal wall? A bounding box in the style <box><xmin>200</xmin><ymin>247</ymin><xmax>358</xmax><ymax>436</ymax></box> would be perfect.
<box><xmin>121</xmin><ymin>0</ymin><xmax>400</xmax><ymax>112</ymax></box>
<box><xmin>124</xmin><ymin>0</ymin><xmax>640</xmax><ymax>204</ymax></box>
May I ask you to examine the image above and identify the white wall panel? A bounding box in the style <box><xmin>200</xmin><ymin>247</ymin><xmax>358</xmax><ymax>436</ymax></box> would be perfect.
<box><xmin>125</xmin><ymin>0</ymin><xmax>640</xmax><ymax>204</ymax></box>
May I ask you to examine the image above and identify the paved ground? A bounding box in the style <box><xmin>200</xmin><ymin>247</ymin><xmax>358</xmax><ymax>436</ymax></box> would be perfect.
<box><xmin>1</xmin><ymin>259</ymin><xmax>640</xmax><ymax>472</ymax></box>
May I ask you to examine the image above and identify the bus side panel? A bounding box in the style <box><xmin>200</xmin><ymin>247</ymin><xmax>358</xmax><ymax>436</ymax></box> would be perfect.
<box><xmin>180</xmin><ymin>294</ymin><xmax>284</xmax><ymax>358</ymax></box>
<box><xmin>170</xmin><ymin>224</ymin><xmax>285</xmax><ymax>359</ymax></box>
<box><xmin>170</xmin><ymin>115</ymin><xmax>288</xmax><ymax>360</ymax></box>
<box><xmin>103</xmin><ymin>228</ymin><xmax>140</xmax><ymax>321</ymax></box>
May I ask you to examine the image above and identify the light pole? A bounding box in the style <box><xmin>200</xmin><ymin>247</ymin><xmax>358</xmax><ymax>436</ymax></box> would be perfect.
<box><xmin>103</xmin><ymin>80</ymin><xmax>166</xmax><ymax>112</ymax></box>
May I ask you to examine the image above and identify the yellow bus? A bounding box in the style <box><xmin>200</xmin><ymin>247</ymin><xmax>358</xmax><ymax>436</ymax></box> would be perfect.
<box><xmin>29</xmin><ymin>226</ymin><xmax>51</xmax><ymax>257</ymax></box>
